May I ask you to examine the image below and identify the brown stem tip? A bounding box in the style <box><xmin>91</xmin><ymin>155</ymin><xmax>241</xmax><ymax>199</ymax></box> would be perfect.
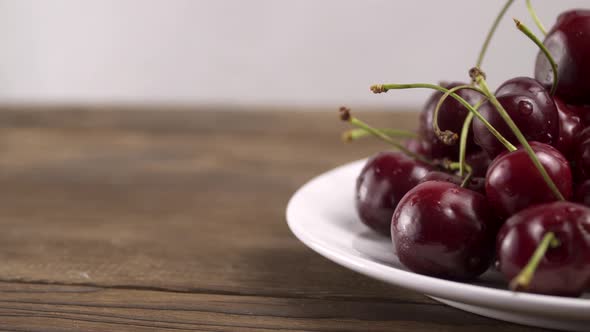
<box><xmin>513</xmin><ymin>18</ymin><xmax>522</xmax><ymax>28</ymax></box>
<box><xmin>439</xmin><ymin>130</ymin><xmax>459</xmax><ymax>145</ymax></box>
<box><xmin>370</xmin><ymin>85</ymin><xmax>386</xmax><ymax>94</ymax></box>
<box><xmin>469</xmin><ymin>67</ymin><xmax>486</xmax><ymax>82</ymax></box>
<box><xmin>341</xmin><ymin>131</ymin><xmax>353</xmax><ymax>142</ymax></box>
<box><xmin>339</xmin><ymin>106</ymin><xmax>351</xmax><ymax>121</ymax></box>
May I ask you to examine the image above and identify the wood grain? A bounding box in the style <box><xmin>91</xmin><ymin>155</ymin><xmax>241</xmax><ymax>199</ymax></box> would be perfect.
<box><xmin>0</xmin><ymin>107</ymin><xmax>547</xmax><ymax>331</ymax></box>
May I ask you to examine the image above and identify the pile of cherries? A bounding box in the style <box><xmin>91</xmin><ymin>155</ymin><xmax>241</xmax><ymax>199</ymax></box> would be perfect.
<box><xmin>343</xmin><ymin>5</ymin><xmax>590</xmax><ymax>297</ymax></box>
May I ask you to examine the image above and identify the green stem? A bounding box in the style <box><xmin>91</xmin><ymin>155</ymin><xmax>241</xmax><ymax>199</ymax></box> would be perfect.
<box><xmin>342</xmin><ymin>128</ymin><xmax>417</xmax><ymax>142</ymax></box>
<box><xmin>509</xmin><ymin>232</ymin><xmax>559</xmax><ymax>291</ymax></box>
<box><xmin>448</xmin><ymin>161</ymin><xmax>472</xmax><ymax>175</ymax></box>
<box><xmin>339</xmin><ymin>107</ymin><xmax>436</xmax><ymax>167</ymax></box>
<box><xmin>526</xmin><ymin>0</ymin><xmax>547</xmax><ymax>35</ymax></box>
<box><xmin>476</xmin><ymin>0</ymin><xmax>515</xmax><ymax>68</ymax></box>
<box><xmin>447</xmin><ymin>161</ymin><xmax>473</xmax><ymax>188</ymax></box>
<box><xmin>459</xmin><ymin>112</ymin><xmax>475</xmax><ymax>177</ymax></box>
<box><xmin>514</xmin><ymin>19</ymin><xmax>558</xmax><ymax>95</ymax></box>
<box><xmin>460</xmin><ymin>172</ymin><xmax>473</xmax><ymax>188</ymax></box>
<box><xmin>372</xmin><ymin>83</ymin><xmax>516</xmax><ymax>152</ymax></box>
<box><xmin>432</xmin><ymin>85</ymin><xmax>485</xmax><ymax>146</ymax></box>
<box><xmin>473</xmin><ymin>74</ymin><xmax>565</xmax><ymax>201</ymax></box>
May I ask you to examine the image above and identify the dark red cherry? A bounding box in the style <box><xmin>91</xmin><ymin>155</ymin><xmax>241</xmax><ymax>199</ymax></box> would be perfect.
<box><xmin>574</xmin><ymin>128</ymin><xmax>590</xmax><ymax>181</ymax></box>
<box><xmin>403</xmin><ymin>138</ymin><xmax>432</xmax><ymax>157</ymax></box>
<box><xmin>485</xmin><ymin>142</ymin><xmax>572</xmax><ymax>219</ymax></box>
<box><xmin>497</xmin><ymin>201</ymin><xmax>590</xmax><ymax>296</ymax></box>
<box><xmin>356</xmin><ymin>152</ymin><xmax>432</xmax><ymax>235</ymax></box>
<box><xmin>392</xmin><ymin>181</ymin><xmax>498</xmax><ymax>280</ymax></box>
<box><xmin>465</xmin><ymin>149</ymin><xmax>492</xmax><ymax>178</ymax></box>
<box><xmin>571</xmin><ymin>104</ymin><xmax>590</xmax><ymax>126</ymax></box>
<box><xmin>419</xmin><ymin>82</ymin><xmax>482</xmax><ymax>159</ymax></box>
<box><xmin>554</xmin><ymin>97</ymin><xmax>583</xmax><ymax>159</ymax></box>
<box><xmin>574</xmin><ymin>180</ymin><xmax>590</xmax><ymax>208</ymax></box>
<box><xmin>472</xmin><ymin>77</ymin><xmax>559</xmax><ymax>158</ymax></box>
<box><xmin>577</xmin><ymin>126</ymin><xmax>590</xmax><ymax>143</ymax></box>
<box><xmin>418</xmin><ymin>171</ymin><xmax>485</xmax><ymax>194</ymax></box>
<box><xmin>535</xmin><ymin>10</ymin><xmax>590</xmax><ymax>105</ymax></box>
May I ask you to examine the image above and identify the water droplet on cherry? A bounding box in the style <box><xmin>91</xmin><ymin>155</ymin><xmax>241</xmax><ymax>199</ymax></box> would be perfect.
<box><xmin>518</xmin><ymin>100</ymin><xmax>533</xmax><ymax>116</ymax></box>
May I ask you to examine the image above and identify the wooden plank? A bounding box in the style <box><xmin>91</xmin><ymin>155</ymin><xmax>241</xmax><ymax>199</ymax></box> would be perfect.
<box><xmin>0</xmin><ymin>108</ymin><xmax>547</xmax><ymax>330</ymax></box>
<box><xmin>0</xmin><ymin>108</ymin><xmax>419</xmax><ymax>300</ymax></box>
<box><xmin>0</xmin><ymin>282</ymin><xmax>542</xmax><ymax>331</ymax></box>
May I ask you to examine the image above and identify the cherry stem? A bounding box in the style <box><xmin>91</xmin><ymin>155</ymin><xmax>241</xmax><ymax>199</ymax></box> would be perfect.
<box><xmin>447</xmin><ymin>161</ymin><xmax>472</xmax><ymax>173</ymax></box>
<box><xmin>446</xmin><ymin>161</ymin><xmax>473</xmax><ymax>188</ymax></box>
<box><xmin>476</xmin><ymin>0</ymin><xmax>515</xmax><ymax>68</ymax></box>
<box><xmin>509</xmin><ymin>232</ymin><xmax>559</xmax><ymax>291</ymax></box>
<box><xmin>339</xmin><ymin>107</ymin><xmax>436</xmax><ymax>167</ymax></box>
<box><xmin>525</xmin><ymin>0</ymin><xmax>547</xmax><ymax>35</ymax></box>
<box><xmin>459</xmin><ymin>111</ymin><xmax>475</xmax><ymax>177</ymax></box>
<box><xmin>514</xmin><ymin>18</ymin><xmax>558</xmax><ymax>95</ymax></box>
<box><xmin>460</xmin><ymin>172</ymin><xmax>473</xmax><ymax>188</ymax></box>
<box><xmin>342</xmin><ymin>128</ymin><xmax>417</xmax><ymax>142</ymax></box>
<box><xmin>433</xmin><ymin>85</ymin><xmax>485</xmax><ymax>146</ymax></box>
<box><xmin>472</xmin><ymin>70</ymin><xmax>565</xmax><ymax>201</ymax></box>
<box><xmin>372</xmin><ymin>83</ymin><xmax>516</xmax><ymax>152</ymax></box>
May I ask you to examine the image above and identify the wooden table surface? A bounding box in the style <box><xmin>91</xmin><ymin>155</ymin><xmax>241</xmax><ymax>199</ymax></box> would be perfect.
<box><xmin>0</xmin><ymin>107</ymin><xmax>549</xmax><ymax>331</ymax></box>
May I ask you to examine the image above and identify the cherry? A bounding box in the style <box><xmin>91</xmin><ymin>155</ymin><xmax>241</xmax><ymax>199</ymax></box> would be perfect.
<box><xmin>485</xmin><ymin>142</ymin><xmax>572</xmax><ymax>219</ymax></box>
<box><xmin>403</xmin><ymin>138</ymin><xmax>432</xmax><ymax>157</ymax></box>
<box><xmin>465</xmin><ymin>149</ymin><xmax>491</xmax><ymax>178</ymax></box>
<box><xmin>391</xmin><ymin>181</ymin><xmax>498</xmax><ymax>280</ymax></box>
<box><xmin>571</xmin><ymin>104</ymin><xmax>590</xmax><ymax>126</ymax></box>
<box><xmin>355</xmin><ymin>151</ymin><xmax>432</xmax><ymax>236</ymax></box>
<box><xmin>535</xmin><ymin>10</ymin><xmax>590</xmax><ymax>105</ymax></box>
<box><xmin>418</xmin><ymin>171</ymin><xmax>485</xmax><ymax>194</ymax></box>
<box><xmin>573</xmin><ymin>127</ymin><xmax>590</xmax><ymax>181</ymax></box>
<box><xmin>419</xmin><ymin>82</ymin><xmax>482</xmax><ymax>159</ymax></box>
<box><xmin>574</xmin><ymin>180</ymin><xmax>590</xmax><ymax>208</ymax></box>
<box><xmin>497</xmin><ymin>201</ymin><xmax>590</xmax><ymax>296</ymax></box>
<box><xmin>554</xmin><ymin>97</ymin><xmax>583</xmax><ymax>159</ymax></box>
<box><xmin>472</xmin><ymin>77</ymin><xmax>559</xmax><ymax>158</ymax></box>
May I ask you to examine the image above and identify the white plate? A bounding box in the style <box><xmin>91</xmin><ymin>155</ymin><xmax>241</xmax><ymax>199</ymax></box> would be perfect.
<box><xmin>286</xmin><ymin>159</ymin><xmax>590</xmax><ymax>331</ymax></box>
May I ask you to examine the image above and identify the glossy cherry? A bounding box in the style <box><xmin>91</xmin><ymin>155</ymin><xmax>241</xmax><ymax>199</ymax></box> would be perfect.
<box><xmin>465</xmin><ymin>149</ymin><xmax>491</xmax><ymax>178</ymax></box>
<box><xmin>418</xmin><ymin>171</ymin><xmax>485</xmax><ymax>194</ymax></box>
<box><xmin>497</xmin><ymin>201</ymin><xmax>590</xmax><ymax>296</ymax></box>
<box><xmin>535</xmin><ymin>10</ymin><xmax>590</xmax><ymax>105</ymax></box>
<box><xmin>554</xmin><ymin>97</ymin><xmax>583</xmax><ymax>159</ymax></box>
<box><xmin>574</xmin><ymin>180</ymin><xmax>590</xmax><ymax>208</ymax></box>
<box><xmin>403</xmin><ymin>138</ymin><xmax>432</xmax><ymax>157</ymax></box>
<box><xmin>356</xmin><ymin>151</ymin><xmax>432</xmax><ymax>236</ymax></box>
<box><xmin>391</xmin><ymin>181</ymin><xmax>498</xmax><ymax>280</ymax></box>
<box><xmin>472</xmin><ymin>77</ymin><xmax>559</xmax><ymax>158</ymax></box>
<box><xmin>571</xmin><ymin>104</ymin><xmax>590</xmax><ymax>126</ymax></box>
<box><xmin>574</xmin><ymin>127</ymin><xmax>590</xmax><ymax>181</ymax></box>
<box><xmin>485</xmin><ymin>142</ymin><xmax>572</xmax><ymax>219</ymax></box>
<box><xmin>419</xmin><ymin>82</ymin><xmax>482</xmax><ymax>159</ymax></box>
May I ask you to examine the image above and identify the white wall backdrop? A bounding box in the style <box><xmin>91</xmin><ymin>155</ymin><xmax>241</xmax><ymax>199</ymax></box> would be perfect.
<box><xmin>0</xmin><ymin>0</ymin><xmax>586</xmax><ymax>109</ymax></box>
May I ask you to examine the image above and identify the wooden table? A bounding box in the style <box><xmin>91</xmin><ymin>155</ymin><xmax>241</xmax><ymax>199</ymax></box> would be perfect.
<box><xmin>0</xmin><ymin>107</ymin><xmax>547</xmax><ymax>331</ymax></box>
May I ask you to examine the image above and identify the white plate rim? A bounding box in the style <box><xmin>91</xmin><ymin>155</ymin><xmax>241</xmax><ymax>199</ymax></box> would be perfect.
<box><xmin>286</xmin><ymin>159</ymin><xmax>590</xmax><ymax>321</ymax></box>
